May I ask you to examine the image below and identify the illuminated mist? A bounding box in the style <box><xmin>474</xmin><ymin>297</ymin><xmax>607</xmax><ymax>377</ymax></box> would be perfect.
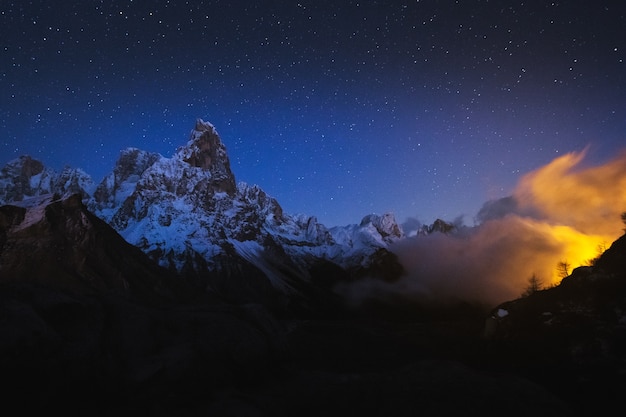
<box><xmin>350</xmin><ymin>150</ymin><xmax>626</xmax><ymax>307</ymax></box>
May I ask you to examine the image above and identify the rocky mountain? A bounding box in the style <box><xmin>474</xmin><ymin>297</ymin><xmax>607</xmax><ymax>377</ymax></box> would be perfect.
<box><xmin>0</xmin><ymin>191</ymin><xmax>582</xmax><ymax>416</ymax></box>
<box><xmin>0</xmin><ymin>119</ymin><xmax>408</xmax><ymax>311</ymax></box>
<box><xmin>0</xmin><ymin>155</ymin><xmax>94</xmax><ymax>204</ymax></box>
<box><xmin>0</xmin><ymin>192</ymin><xmax>289</xmax><ymax>414</ymax></box>
<box><xmin>0</xmin><ymin>193</ymin><xmax>190</xmax><ymax>303</ymax></box>
<box><xmin>1</xmin><ymin>119</ymin><xmax>624</xmax><ymax>415</ymax></box>
<box><xmin>89</xmin><ymin>120</ymin><xmax>404</xmax><ymax>272</ymax></box>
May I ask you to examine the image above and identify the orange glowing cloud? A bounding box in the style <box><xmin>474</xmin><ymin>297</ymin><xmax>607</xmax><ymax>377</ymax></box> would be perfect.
<box><xmin>511</xmin><ymin>149</ymin><xmax>626</xmax><ymax>284</ymax></box>
<box><xmin>388</xmin><ymin>215</ymin><xmax>609</xmax><ymax>306</ymax></box>
<box><xmin>515</xmin><ymin>149</ymin><xmax>626</xmax><ymax>236</ymax></box>
<box><xmin>370</xmin><ymin>149</ymin><xmax>626</xmax><ymax>307</ymax></box>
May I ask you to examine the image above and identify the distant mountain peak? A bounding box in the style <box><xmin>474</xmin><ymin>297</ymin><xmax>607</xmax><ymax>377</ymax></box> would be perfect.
<box><xmin>194</xmin><ymin>118</ymin><xmax>216</xmax><ymax>134</ymax></box>
<box><xmin>360</xmin><ymin>213</ymin><xmax>404</xmax><ymax>241</ymax></box>
<box><xmin>429</xmin><ymin>218</ymin><xmax>456</xmax><ymax>234</ymax></box>
<box><xmin>0</xmin><ymin>155</ymin><xmax>93</xmax><ymax>205</ymax></box>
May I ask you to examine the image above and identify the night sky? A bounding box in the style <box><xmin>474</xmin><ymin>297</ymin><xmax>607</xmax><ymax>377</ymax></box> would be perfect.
<box><xmin>1</xmin><ymin>1</ymin><xmax>625</xmax><ymax>227</ymax></box>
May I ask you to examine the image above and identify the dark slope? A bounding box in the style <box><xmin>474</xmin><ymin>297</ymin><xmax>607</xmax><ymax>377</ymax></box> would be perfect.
<box><xmin>0</xmin><ymin>195</ymin><xmax>288</xmax><ymax>414</ymax></box>
<box><xmin>0</xmin><ymin>194</ymin><xmax>192</xmax><ymax>303</ymax></box>
<box><xmin>1</xmin><ymin>194</ymin><xmax>624</xmax><ymax>416</ymax></box>
<box><xmin>483</xmin><ymin>233</ymin><xmax>626</xmax><ymax>415</ymax></box>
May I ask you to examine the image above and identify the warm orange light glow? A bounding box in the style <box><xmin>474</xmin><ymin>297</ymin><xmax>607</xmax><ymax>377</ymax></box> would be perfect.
<box><xmin>514</xmin><ymin>149</ymin><xmax>626</xmax><ymax>284</ymax></box>
<box><xmin>515</xmin><ymin>149</ymin><xmax>626</xmax><ymax>236</ymax></box>
<box><xmin>391</xmin><ymin>148</ymin><xmax>626</xmax><ymax>306</ymax></box>
<box><xmin>543</xmin><ymin>224</ymin><xmax>608</xmax><ymax>284</ymax></box>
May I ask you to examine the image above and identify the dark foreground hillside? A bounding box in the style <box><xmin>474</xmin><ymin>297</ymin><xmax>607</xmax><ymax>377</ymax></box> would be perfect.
<box><xmin>0</xmin><ymin>282</ymin><xmax>575</xmax><ymax>417</ymax></box>
<box><xmin>1</xmin><ymin>198</ymin><xmax>625</xmax><ymax>416</ymax></box>
<box><xmin>3</xmin><ymin>273</ymin><xmax>624</xmax><ymax>416</ymax></box>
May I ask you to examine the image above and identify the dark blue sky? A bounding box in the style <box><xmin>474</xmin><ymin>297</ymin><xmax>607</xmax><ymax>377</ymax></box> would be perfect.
<box><xmin>1</xmin><ymin>1</ymin><xmax>625</xmax><ymax>226</ymax></box>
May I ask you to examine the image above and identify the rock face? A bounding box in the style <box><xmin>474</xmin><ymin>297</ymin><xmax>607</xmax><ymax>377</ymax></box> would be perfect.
<box><xmin>0</xmin><ymin>156</ymin><xmax>52</xmax><ymax>202</ymax></box>
<box><xmin>176</xmin><ymin>119</ymin><xmax>237</xmax><ymax>194</ymax></box>
<box><xmin>0</xmin><ymin>120</ymin><xmax>407</xmax><ymax>311</ymax></box>
<box><xmin>83</xmin><ymin>119</ymin><xmax>405</xmax><ymax>308</ymax></box>
<box><xmin>0</xmin><ymin>195</ymin><xmax>286</xmax><ymax>414</ymax></box>
<box><xmin>0</xmin><ymin>155</ymin><xmax>94</xmax><ymax>204</ymax></box>
<box><xmin>428</xmin><ymin>218</ymin><xmax>456</xmax><ymax>234</ymax></box>
<box><xmin>1</xmin><ymin>120</ymin><xmax>624</xmax><ymax>415</ymax></box>
<box><xmin>92</xmin><ymin>147</ymin><xmax>161</xmax><ymax>219</ymax></box>
<box><xmin>0</xmin><ymin>194</ymin><xmax>186</xmax><ymax>302</ymax></box>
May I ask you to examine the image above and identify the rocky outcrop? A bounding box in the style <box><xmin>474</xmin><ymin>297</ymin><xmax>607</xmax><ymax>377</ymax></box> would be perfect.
<box><xmin>0</xmin><ymin>201</ymin><xmax>288</xmax><ymax>412</ymax></box>
<box><xmin>0</xmin><ymin>194</ymin><xmax>187</xmax><ymax>302</ymax></box>
<box><xmin>92</xmin><ymin>147</ymin><xmax>161</xmax><ymax>215</ymax></box>
<box><xmin>0</xmin><ymin>155</ymin><xmax>94</xmax><ymax>205</ymax></box>
<box><xmin>0</xmin><ymin>120</ymin><xmax>408</xmax><ymax>311</ymax></box>
<box><xmin>360</xmin><ymin>213</ymin><xmax>404</xmax><ymax>242</ymax></box>
<box><xmin>174</xmin><ymin>118</ymin><xmax>237</xmax><ymax>195</ymax></box>
<box><xmin>85</xmin><ymin>122</ymin><xmax>405</xmax><ymax>305</ymax></box>
<box><xmin>428</xmin><ymin>218</ymin><xmax>456</xmax><ymax>234</ymax></box>
<box><xmin>0</xmin><ymin>155</ymin><xmax>54</xmax><ymax>203</ymax></box>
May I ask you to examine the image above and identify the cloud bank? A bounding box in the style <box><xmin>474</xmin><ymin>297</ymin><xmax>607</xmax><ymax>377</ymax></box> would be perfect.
<box><xmin>349</xmin><ymin>149</ymin><xmax>626</xmax><ymax>307</ymax></box>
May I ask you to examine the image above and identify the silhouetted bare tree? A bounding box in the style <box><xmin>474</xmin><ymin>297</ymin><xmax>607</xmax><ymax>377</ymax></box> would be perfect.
<box><xmin>557</xmin><ymin>260</ymin><xmax>570</xmax><ymax>278</ymax></box>
<box><xmin>522</xmin><ymin>273</ymin><xmax>543</xmax><ymax>297</ymax></box>
<box><xmin>587</xmin><ymin>243</ymin><xmax>608</xmax><ymax>266</ymax></box>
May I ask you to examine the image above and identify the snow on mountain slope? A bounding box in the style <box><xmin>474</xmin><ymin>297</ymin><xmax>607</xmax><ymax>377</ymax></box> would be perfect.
<box><xmin>8</xmin><ymin>194</ymin><xmax>55</xmax><ymax>232</ymax></box>
<box><xmin>88</xmin><ymin>120</ymin><xmax>407</xmax><ymax>289</ymax></box>
<box><xmin>2</xmin><ymin>119</ymin><xmax>406</xmax><ymax>297</ymax></box>
<box><xmin>325</xmin><ymin>213</ymin><xmax>404</xmax><ymax>267</ymax></box>
<box><xmin>0</xmin><ymin>155</ymin><xmax>94</xmax><ymax>204</ymax></box>
<box><xmin>92</xmin><ymin>147</ymin><xmax>161</xmax><ymax>222</ymax></box>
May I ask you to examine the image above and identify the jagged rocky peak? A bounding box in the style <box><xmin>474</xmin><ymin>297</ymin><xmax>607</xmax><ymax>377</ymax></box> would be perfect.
<box><xmin>113</xmin><ymin>147</ymin><xmax>161</xmax><ymax>181</ymax></box>
<box><xmin>53</xmin><ymin>165</ymin><xmax>94</xmax><ymax>200</ymax></box>
<box><xmin>360</xmin><ymin>212</ymin><xmax>404</xmax><ymax>241</ymax></box>
<box><xmin>175</xmin><ymin>118</ymin><xmax>236</xmax><ymax>194</ymax></box>
<box><xmin>429</xmin><ymin>218</ymin><xmax>455</xmax><ymax>234</ymax></box>
<box><xmin>4</xmin><ymin>155</ymin><xmax>45</xmax><ymax>177</ymax></box>
<box><xmin>0</xmin><ymin>155</ymin><xmax>93</xmax><ymax>204</ymax></box>
<box><xmin>294</xmin><ymin>213</ymin><xmax>334</xmax><ymax>245</ymax></box>
<box><xmin>0</xmin><ymin>155</ymin><xmax>50</xmax><ymax>203</ymax></box>
<box><xmin>238</xmin><ymin>182</ymin><xmax>284</xmax><ymax>222</ymax></box>
<box><xmin>92</xmin><ymin>147</ymin><xmax>161</xmax><ymax>207</ymax></box>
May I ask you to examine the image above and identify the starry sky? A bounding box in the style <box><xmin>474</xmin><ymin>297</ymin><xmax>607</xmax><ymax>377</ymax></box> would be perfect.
<box><xmin>1</xmin><ymin>1</ymin><xmax>625</xmax><ymax>227</ymax></box>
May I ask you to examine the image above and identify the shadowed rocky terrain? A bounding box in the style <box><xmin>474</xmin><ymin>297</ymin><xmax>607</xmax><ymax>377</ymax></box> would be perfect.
<box><xmin>2</xmin><ymin>195</ymin><xmax>625</xmax><ymax>416</ymax></box>
<box><xmin>1</xmin><ymin>121</ymin><xmax>624</xmax><ymax>415</ymax></box>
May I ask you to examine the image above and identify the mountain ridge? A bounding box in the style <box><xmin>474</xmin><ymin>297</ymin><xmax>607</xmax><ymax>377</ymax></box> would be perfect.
<box><xmin>1</xmin><ymin>119</ymin><xmax>423</xmax><ymax>311</ymax></box>
<box><xmin>1</xmin><ymin>119</ymin><xmax>625</xmax><ymax>415</ymax></box>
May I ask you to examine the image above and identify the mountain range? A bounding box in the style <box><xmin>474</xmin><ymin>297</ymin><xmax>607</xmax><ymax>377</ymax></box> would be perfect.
<box><xmin>1</xmin><ymin>119</ymin><xmax>624</xmax><ymax>415</ymax></box>
<box><xmin>1</xmin><ymin>119</ymin><xmax>412</xmax><ymax>312</ymax></box>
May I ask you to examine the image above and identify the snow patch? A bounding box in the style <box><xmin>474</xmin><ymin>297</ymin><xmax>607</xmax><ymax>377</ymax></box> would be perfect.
<box><xmin>229</xmin><ymin>239</ymin><xmax>295</xmax><ymax>293</ymax></box>
<box><xmin>12</xmin><ymin>194</ymin><xmax>55</xmax><ymax>231</ymax></box>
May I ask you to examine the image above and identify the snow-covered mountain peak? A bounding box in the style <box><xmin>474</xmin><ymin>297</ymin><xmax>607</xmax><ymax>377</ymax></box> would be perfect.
<box><xmin>55</xmin><ymin>165</ymin><xmax>95</xmax><ymax>199</ymax></box>
<box><xmin>3</xmin><ymin>155</ymin><xmax>44</xmax><ymax>177</ymax></box>
<box><xmin>1</xmin><ymin>120</ymin><xmax>409</xmax><ymax>302</ymax></box>
<box><xmin>0</xmin><ymin>155</ymin><xmax>93</xmax><ymax>205</ymax></box>
<box><xmin>193</xmin><ymin>118</ymin><xmax>217</xmax><ymax>135</ymax></box>
<box><xmin>90</xmin><ymin>147</ymin><xmax>161</xmax><ymax>220</ymax></box>
<box><xmin>360</xmin><ymin>213</ymin><xmax>404</xmax><ymax>242</ymax></box>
